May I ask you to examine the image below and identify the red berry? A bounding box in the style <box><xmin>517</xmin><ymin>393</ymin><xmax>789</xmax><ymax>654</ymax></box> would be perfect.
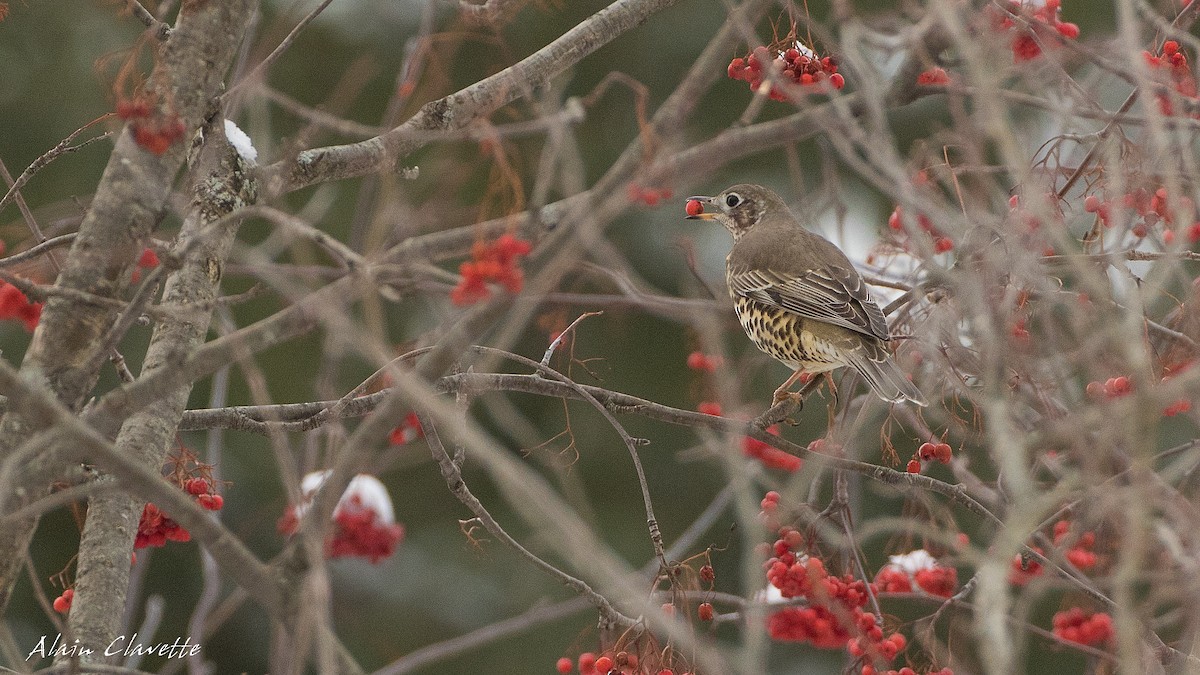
<box><xmin>700</xmin><ymin>564</ymin><xmax>715</xmax><ymax>582</ymax></box>
<box><xmin>697</xmin><ymin>401</ymin><xmax>722</xmax><ymax>416</ymax></box>
<box><xmin>698</xmin><ymin>602</ymin><xmax>714</xmax><ymax>621</ymax></box>
<box><xmin>1165</xmin><ymin>398</ymin><xmax>1192</xmax><ymax>416</ymax></box>
<box><xmin>917</xmin><ymin>67</ymin><xmax>951</xmax><ymax>85</ymax></box>
<box><xmin>829</xmin><ymin>73</ymin><xmax>845</xmax><ymax>89</ymax></box>
<box><xmin>52</xmin><ymin>589</ymin><xmax>73</xmax><ymax>614</ymax></box>
<box><xmin>685</xmin><ymin>199</ymin><xmax>705</xmax><ymax>217</ymax></box>
<box><xmin>556</xmin><ymin>657</ymin><xmax>573</xmax><ymax>674</ymax></box>
<box><xmin>918</xmin><ymin>442</ymin><xmax>936</xmax><ymax>460</ymax></box>
<box><xmin>934</xmin><ymin>442</ymin><xmax>953</xmax><ymax>463</ymax></box>
<box><xmin>593</xmin><ymin>656</ymin><xmax>614</xmax><ymax>673</ymax></box>
<box><xmin>138</xmin><ymin>248</ymin><xmax>160</xmax><ymax>269</ymax></box>
<box><xmin>185</xmin><ymin>477</ymin><xmax>210</xmax><ymax>495</ymax></box>
<box><xmin>906</xmin><ymin>459</ymin><xmax>921</xmax><ymax>473</ymax></box>
<box><xmin>578</xmin><ymin>653</ymin><xmax>596</xmax><ymax>672</ymax></box>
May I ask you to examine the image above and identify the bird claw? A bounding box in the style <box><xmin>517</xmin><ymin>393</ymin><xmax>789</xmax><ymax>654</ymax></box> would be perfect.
<box><xmin>771</xmin><ymin>390</ymin><xmax>804</xmax><ymax>407</ymax></box>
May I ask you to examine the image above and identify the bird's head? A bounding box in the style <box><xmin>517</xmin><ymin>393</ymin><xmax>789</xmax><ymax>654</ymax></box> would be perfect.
<box><xmin>685</xmin><ymin>183</ymin><xmax>788</xmax><ymax>240</ymax></box>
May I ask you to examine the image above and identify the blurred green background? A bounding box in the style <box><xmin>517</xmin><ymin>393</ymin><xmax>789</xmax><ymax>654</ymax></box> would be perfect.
<box><xmin>0</xmin><ymin>0</ymin><xmax>1136</xmax><ymax>673</ymax></box>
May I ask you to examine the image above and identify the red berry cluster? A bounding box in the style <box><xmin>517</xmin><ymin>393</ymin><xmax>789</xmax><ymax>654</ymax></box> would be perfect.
<box><xmin>686</xmin><ymin>351</ymin><xmax>722</xmax><ymax>372</ymax></box>
<box><xmin>627</xmin><ymin>184</ymin><xmax>673</xmax><ymax>207</ymax></box>
<box><xmin>278</xmin><ymin>473</ymin><xmax>404</xmax><ymax>564</ymax></box>
<box><xmin>763</xmin><ymin>485</ymin><xmax>782</xmax><ymax>506</ymax></box>
<box><xmin>135</xmin><ymin>503</ymin><xmax>192</xmax><ymax>549</ymax></box>
<box><xmin>558</xmin><ymin>649</ymin><xmax>687</xmax><ymax>675</ymax></box>
<box><xmin>389</xmin><ymin>411</ymin><xmax>425</xmax><ymax>445</ymax></box>
<box><xmin>864</xmin><ymin>662</ymin><xmax>955</xmax><ymax>667</ymax></box>
<box><xmin>1085</xmin><ymin>375</ymin><xmax>1132</xmax><ymax>400</ymax></box>
<box><xmin>764</xmin><ymin>532</ymin><xmax>904</xmax><ymax>659</ymax></box>
<box><xmin>849</xmin><ymin>629</ymin><xmax>907</xmax><ymax>667</ymax></box>
<box><xmin>1052</xmin><ymin>607</ymin><xmax>1114</xmax><ymax>645</ymax></box>
<box><xmin>1143</xmin><ymin>40</ymin><xmax>1197</xmax><ymax>117</ymax></box>
<box><xmin>136</xmin><ymin>448</ymin><xmax>226</xmax><ymax>548</ymax></box>
<box><xmin>52</xmin><ymin>588</ymin><xmax>74</xmax><ymax>614</ymax></box>
<box><xmin>873</xmin><ymin>552</ymin><xmax>958</xmax><ymax>598</ymax></box>
<box><xmin>324</xmin><ymin>493</ymin><xmax>404</xmax><ymax>563</ymax></box>
<box><xmin>126</xmin><ymin>106</ymin><xmax>186</xmax><ymax>156</ymax></box>
<box><xmin>1053</xmin><ymin>519</ymin><xmax>1098</xmax><ymax>570</ymax></box>
<box><xmin>912</xmin><ymin>566</ymin><xmax>958</xmax><ymax>598</ymax></box>
<box><xmin>1084</xmin><ymin>185</ymin><xmax>1197</xmax><ymax>242</ymax></box>
<box><xmin>1011</xmin><ymin>519</ymin><xmax>1099</xmax><ymax>584</ymax></box>
<box><xmin>184</xmin><ymin>476</ymin><xmax>225</xmax><ymax>511</ymax></box>
<box><xmin>130</xmin><ymin>247</ymin><xmax>160</xmax><ymax>283</ymax></box>
<box><xmin>911</xmin><ymin>441</ymin><xmax>953</xmax><ymax>470</ymax></box>
<box><xmin>727</xmin><ymin>43</ymin><xmax>845</xmax><ymax>101</ymax></box>
<box><xmin>873</xmin><ymin>566</ymin><xmax>912</xmax><ymax>594</ymax></box>
<box><xmin>0</xmin><ymin>281</ymin><xmax>42</xmax><ymax>332</ymax></box>
<box><xmin>742</xmin><ymin>425</ymin><xmax>801</xmax><ymax>472</ymax></box>
<box><xmin>116</xmin><ymin>96</ymin><xmax>153</xmax><ymax>121</ymax></box>
<box><xmin>1008</xmin><ymin>547</ymin><xmax>1044</xmax><ymax>586</ymax></box>
<box><xmin>451</xmin><ymin>234</ymin><xmax>533</xmax><ymax>306</ymax></box>
<box><xmin>118</xmin><ymin>95</ymin><xmax>187</xmax><ymax>156</ymax></box>
<box><xmin>990</xmin><ymin>0</ymin><xmax>1080</xmax><ymax>62</ymax></box>
<box><xmin>887</xmin><ymin>203</ymin><xmax>953</xmax><ymax>254</ymax></box>
<box><xmin>760</xmin><ymin>490</ymin><xmax>784</xmax><ymax>527</ymax></box>
<box><xmin>916</xmin><ymin>67</ymin><xmax>951</xmax><ymax>86</ymax></box>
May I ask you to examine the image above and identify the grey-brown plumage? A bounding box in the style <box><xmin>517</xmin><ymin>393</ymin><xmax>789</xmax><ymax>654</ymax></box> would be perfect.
<box><xmin>687</xmin><ymin>184</ymin><xmax>926</xmax><ymax>406</ymax></box>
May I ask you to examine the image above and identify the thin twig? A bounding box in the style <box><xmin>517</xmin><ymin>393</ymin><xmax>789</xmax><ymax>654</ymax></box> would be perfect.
<box><xmin>418</xmin><ymin>412</ymin><xmax>640</xmax><ymax>631</ymax></box>
<box><xmin>540</xmin><ymin>311</ymin><xmax>602</xmax><ymax>367</ymax></box>
<box><xmin>0</xmin><ymin>234</ymin><xmax>77</xmax><ymax>269</ymax></box>
<box><xmin>226</xmin><ymin>0</ymin><xmax>337</xmax><ymax>98</ymax></box>
<box><xmin>0</xmin><ymin>118</ymin><xmax>113</xmax><ymax>218</ymax></box>
<box><xmin>125</xmin><ymin>0</ymin><xmax>171</xmax><ymax>40</ymax></box>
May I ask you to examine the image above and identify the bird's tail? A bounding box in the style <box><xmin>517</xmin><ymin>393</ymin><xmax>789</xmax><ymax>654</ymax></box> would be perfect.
<box><xmin>846</xmin><ymin>350</ymin><xmax>928</xmax><ymax>407</ymax></box>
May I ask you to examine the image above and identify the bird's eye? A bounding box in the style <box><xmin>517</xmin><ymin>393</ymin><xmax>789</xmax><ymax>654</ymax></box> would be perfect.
<box><xmin>725</xmin><ymin>193</ymin><xmax>741</xmax><ymax>208</ymax></box>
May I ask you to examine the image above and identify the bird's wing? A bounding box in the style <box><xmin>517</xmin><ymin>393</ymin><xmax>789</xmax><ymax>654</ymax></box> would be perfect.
<box><xmin>728</xmin><ymin>265</ymin><xmax>891</xmax><ymax>341</ymax></box>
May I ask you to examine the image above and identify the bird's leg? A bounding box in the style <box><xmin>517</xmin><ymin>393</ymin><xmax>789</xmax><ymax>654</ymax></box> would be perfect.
<box><xmin>825</xmin><ymin>373</ymin><xmax>838</xmax><ymax>429</ymax></box>
<box><xmin>772</xmin><ymin>369</ymin><xmax>808</xmax><ymax>404</ymax></box>
<box><xmin>824</xmin><ymin>372</ymin><xmax>838</xmax><ymax>403</ymax></box>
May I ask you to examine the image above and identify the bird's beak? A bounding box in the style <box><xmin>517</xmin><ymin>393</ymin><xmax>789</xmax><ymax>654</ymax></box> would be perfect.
<box><xmin>685</xmin><ymin>196</ymin><xmax>717</xmax><ymax>220</ymax></box>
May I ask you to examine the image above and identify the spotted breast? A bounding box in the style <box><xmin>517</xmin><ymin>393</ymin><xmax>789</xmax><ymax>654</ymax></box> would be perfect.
<box><xmin>733</xmin><ymin>296</ymin><xmax>845</xmax><ymax>374</ymax></box>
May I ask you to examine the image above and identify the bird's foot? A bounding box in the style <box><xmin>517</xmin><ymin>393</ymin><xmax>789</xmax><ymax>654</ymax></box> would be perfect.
<box><xmin>765</xmin><ymin>391</ymin><xmax>804</xmax><ymax>426</ymax></box>
<box><xmin>771</xmin><ymin>389</ymin><xmax>804</xmax><ymax>406</ymax></box>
